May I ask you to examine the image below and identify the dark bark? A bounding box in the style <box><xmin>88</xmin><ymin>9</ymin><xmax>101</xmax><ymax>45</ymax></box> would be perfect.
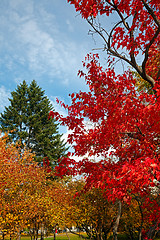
<box><xmin>86</xmin><ymin>0</ymin><xmax>159</xmax><ymax>89</ymax></box>
<box><xmin>53</xmin><ymin>232</ymin><xmax>56</xmax><ymax>240</ymax></box>
<box><xmin>2</xmin><ymin>232</ymin><xmax>5</xmax><ymax>240</ymax></box>
<box><xmin>113</xmin><ymin>201</ymin><xmax>122</xmax><ymax>240</ymax></box>
<box><xmin>69</xmin><ymin>229</ymin><xmax>87</xmax><ymax>239</ymax></box>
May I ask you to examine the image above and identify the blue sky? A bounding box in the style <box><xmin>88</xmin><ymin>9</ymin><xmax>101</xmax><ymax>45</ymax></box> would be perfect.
<box><xmin>0</xmin><ymin>0</ymin><xmax>100</xmax><ymax>137</ymax></box>
<box><xmin>0</xmin><ymin>0</ymin><xmax>121</xmax><ymax>143</ymax></box>
<box><xmin>0</xmin><ymin>1</ymin><xmax>96</xmax><ymax>106</ymax></box>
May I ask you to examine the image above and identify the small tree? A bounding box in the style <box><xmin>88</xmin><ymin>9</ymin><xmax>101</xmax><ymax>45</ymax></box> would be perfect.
<box><xmin>0</xmin><ymin>80</ymin><xmax>67</xmax><ymax>165</ymax></box>
<box><xmin>0</xmin><ymin>133</ymin><xmax>70</xmax><ymax>239</ymax></box>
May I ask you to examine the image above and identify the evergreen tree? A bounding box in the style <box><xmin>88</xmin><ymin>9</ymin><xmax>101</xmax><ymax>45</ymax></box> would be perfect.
<box><xmin>0</xmin><ymin>80</ymin><xmax>67</xmax><ymax>166</ymax></box>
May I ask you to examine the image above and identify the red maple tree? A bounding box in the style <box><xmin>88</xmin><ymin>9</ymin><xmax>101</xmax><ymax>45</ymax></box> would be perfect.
<box><xmin>50</xmin><ymin>1</ymin><xmax>160</xmax><ymax>239</ymax></box>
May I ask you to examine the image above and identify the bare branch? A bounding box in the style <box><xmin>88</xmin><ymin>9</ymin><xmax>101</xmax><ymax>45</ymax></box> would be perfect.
<box><xmin>87</xmin><ymin>5</ymin><xmax>157</xmax><ymax>88</ymax></box>
<box><xmin>67</xmin><ymin>228</ymin><xmax>87</xmax><ymax>239</ymax></box>
<box><xmin>121</xmin><ymin>132</ymin><xmax>143</xmax><ymax>141</ymax></box>
<box><xmin>113</xmin><ymin>170</ymin><xmax>131</xmax><ymax>181</ymax></box>
<box><xmin>129</xmin><ymin>11</ymin><xmax>137</xmax><ymax>67</ymax></box>
<box><xmin>107</xmin><ymin>16</ymin><xmax>130</xmax><ymax>49</ymax></box>
<box><xmin>142</xmin><ymin>26</ymin><xmax>160</xmax><ymax>79</ymax></box>
<box><xmin>140</xmin><ymin>0</ymin><xmax>160</xmax><ymax>27</ymax></box>
<box><xmin>112</xmin><ymin>0</ymin><xmax>130</xmax><ymax>30</ymax></box>
<box><xmin>156</xmin><ymin>69</ymin><xmax>160</xmax><ymax>80</ymax></box>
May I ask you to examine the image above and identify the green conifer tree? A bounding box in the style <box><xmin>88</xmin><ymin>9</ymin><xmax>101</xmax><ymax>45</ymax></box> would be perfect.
<box><xmin>0</xmin><ymin>80</ymin><xmax>67</xmax><ymax>166</ymax></box>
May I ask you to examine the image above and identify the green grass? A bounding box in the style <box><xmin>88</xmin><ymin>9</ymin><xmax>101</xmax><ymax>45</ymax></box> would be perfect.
<box><xmin>1</xmin><ymin>232</ymin><xmax>160</xmax><ymax>240</ymax></box>
<box><xmin>23</xmin><ymin>233</ymin><xmax>160</xmax><ymax>240</ymax></box>
<box><xmin>47</xmin><ymin>233</ymin><xmax>88</xmax><ymax>240</ymax></box>
<box><xmin>52</xmin><ymin>233</ymin><xmax>160</xmax><ymax>240</ymax></box>
<box><xmin>1</xmin><ymin>233</ymin><xmax>88</xmax><ymax>240</ymax></box>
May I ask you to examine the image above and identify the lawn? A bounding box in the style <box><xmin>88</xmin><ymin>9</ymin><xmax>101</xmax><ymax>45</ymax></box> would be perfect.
<box><xmin>1</xmin><ymin>233</ymin><xmax>87</xmax><ymax>240</ymax></box>
<box><xmin>1</xmin><ymin>232</ymin><xmax>160</xmax><ymax>240</ymax></box>
<box><xmin>46</xmin><ymin>233</ymin><xmax>160</xmax><ymax>240</ymax></box>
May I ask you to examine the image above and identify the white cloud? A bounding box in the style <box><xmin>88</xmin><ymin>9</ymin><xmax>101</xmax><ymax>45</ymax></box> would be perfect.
<box><xmin>0</xmin><ymin>86</ymin><xmax>11</xmax><ymax>112</ymax></box>
<box><xmin>56</xmin><ymin>116</ymin><xmax>110</xmax><ymax>162</ymax></box>
<box><xmin>17</xmin><ymin>18</ymin><xmax>87</xmax><ymax>82</ymax></box>
<box><xmin>0</xmin><ymin>0</ymin><xmax>90</xmax><ymax>85</ymax></box>
<box><xmin>10</xmin><ymin>0</ymin><xmax>34</xmax><ymax>15</ymax></box>
<box><xmin>66</xmin><ymin>19</ymin><xmax>74</xmax><ymax>32</ymax></box>
<box><xmin>50</xmin><ymin>95</ymin><xmax>68</xmax><ymax>117</ymax></box>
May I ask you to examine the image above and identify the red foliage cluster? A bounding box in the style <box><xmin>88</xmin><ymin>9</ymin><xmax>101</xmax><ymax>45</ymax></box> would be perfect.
<box><xmin>68</xmin><ymin>0</ymin><xmax>159</xmax><ymax>55</ymax></box>
<box><xmin>49</xmin><ymin>0</ymin><xmax>160</xmax><ymax>238</ymax></box>
<box><xmin>43</xmin><ymin>157</ymin><xmax>52</xmax><ymax>173</ymax></box>
<box><xmin>50</xmin><ymin>53</ymin><xmax>160</xmax><ymax>207</ymax></box>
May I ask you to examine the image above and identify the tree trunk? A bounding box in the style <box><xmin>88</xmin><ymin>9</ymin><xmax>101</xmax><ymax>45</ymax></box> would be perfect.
<box><xmin>138</xmin><ymin>201</ymin><xmax>144</xmax><ymax>240</ymax></box>
<box><xmin>17</xmin><ymin>230</ymin><xmax>21</xmax><ymax>240</ymax></box>
<box><xmin>2</xmin><ymin>232</ymin><xmax>5</xmax><ymax>240</ymax></box>
<box><xmin>53</xmin><ymin>231</ymin><xmax>56</xmax><ymax>240</ymax></box>
<box><xmin>40</xmin><ymin>224</ymin><xmax>44</xmax><ymax>240</ymax></box>
<box><xmin>113</xmin><ymin>201</ymin><xmax>122</xmax><ymax>240</ymax></box>
<box><xmin>65</xmin><ymin>230</ymin><xmax>70</xmax><ymax>240</ymax></box>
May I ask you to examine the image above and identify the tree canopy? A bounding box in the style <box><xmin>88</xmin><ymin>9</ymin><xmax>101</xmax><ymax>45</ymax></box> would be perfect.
<box><xmin>0</xmin><ymin>80</ymin><xmax>67</xmax><ymax>165</ymax></box>
<box><xmin>49</xmin><ymin>1</ymin><xmax>160</xmax><ymax>239</ymax></box>
<box><xmin>0</xmin><ymin>133</ymin><xmax>72</xmax><ymax>239</ymax></box>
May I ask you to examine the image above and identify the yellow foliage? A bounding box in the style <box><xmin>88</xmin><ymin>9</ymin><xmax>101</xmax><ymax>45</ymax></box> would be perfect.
<box><xmin>0</xmin><ymin>133</ymin><xmax>72</xmax><ymax>236</ymax></box>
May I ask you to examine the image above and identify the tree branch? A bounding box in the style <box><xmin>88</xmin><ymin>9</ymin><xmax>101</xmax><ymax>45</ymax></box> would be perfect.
<box><xmin>140</xmin><ymin>0</ymin><xmax>160</xmax><ymax>27</ymax></box>
<box><xmin>142</xmin><ymin>26</ymin><xmax>160</xmax><ymax>80</ymax></box>
<box><xmin>112</xmin><ymin>0</ymin><xmax>130</xmax><ymax>30</ymax></box>
<box><xmin>67</xmin><ymin>229</ymin><xmax>87</xmax><ymax>239</ymax></box>
<box><xmin>87</xmin><ymin>2</ymin><xmax>157</xmax><ymax>88</ymax></box>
